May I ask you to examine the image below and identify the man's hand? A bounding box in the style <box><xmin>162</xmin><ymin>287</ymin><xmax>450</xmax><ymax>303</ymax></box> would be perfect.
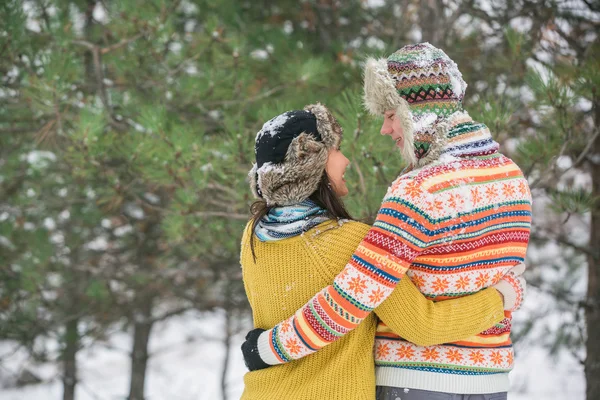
<box><xmin>241</xmin><ymin>328</ymin><xmax>271</xmax><ymax>371</ymax></box>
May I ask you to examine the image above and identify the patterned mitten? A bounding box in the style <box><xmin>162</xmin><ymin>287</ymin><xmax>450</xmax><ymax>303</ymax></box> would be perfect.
<box><xmin>493</xmin><ymin>263</ymin><xmax>526</xmax><ymax>311</ymax></box>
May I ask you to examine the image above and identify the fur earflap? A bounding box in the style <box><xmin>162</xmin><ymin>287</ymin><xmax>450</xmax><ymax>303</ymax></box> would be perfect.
<box><xmin>363</xmin><ymin>58</ymin><xmax>404</xmax><ymax>116</ymax></box>
<box><xmin>414</xmin><ymin>118</ymin><xmax>449</xmax><ymax>168</ymax></box>
<box><xmin>395</xmin><ymin>104</ymin><xmax>417</xmax><ymax>166</ymax></box>
<box><xmin>303</xmin><ymin>103</ymin><xmax>342</xmax><ymax>149</ymax></box>
<box><xmin>248</xmin><ymin>163</ymin><xmax>260</xmax><ymax>199</ymax></box>
<box><xmin>253</xmin><ymin>133</ymin><xmax>328</xmax><ymax>206</ymax></box>
<box><xmin>249</xmin><ymin>103</ymin><xmax>344</xmax><ymax>206</ymax></box>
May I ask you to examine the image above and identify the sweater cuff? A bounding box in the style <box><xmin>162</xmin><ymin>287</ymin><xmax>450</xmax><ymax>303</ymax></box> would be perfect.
<box><xmin>493</xmin><ymin>273</ymin><xmax>524</xmax><ymax>311</ymax></box>
<box><xmin>257</xmin><ymin>330</ymin><xmax>285</xmax><ymax>366</ymax></box>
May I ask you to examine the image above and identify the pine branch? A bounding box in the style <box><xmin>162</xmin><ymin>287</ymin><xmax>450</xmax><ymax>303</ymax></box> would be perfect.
<box><xmin>532</xmin><ymin>231</ymin><xmax>597</xmax><ymax>260</ymax></box>
<box><xmin>100</xmin><ymin>32</ymin><xmax>144</xmax><ymax>55</ymax></box>
<box><xmin>148</xmin><ymin>306</ymin><xmax>193</xmax><ymax>324</ymax></box>
<box><xmin>72</xmin><ymin>34</ymin><xmax>145</xmax><ymax>129</ymax></box>
<box><xmin>205</xmin><ymin>80</ymin><xmax>304</xmax><ymax>106</ymax></box>
<box><xmin>581</xmin><ymin>0</ymin><xmax>600</xmax><ymax>12</ymax></box>
<box><xmin>205</xmin><ymin>182</ymin><xmax>239</xmax><ymax>198</ymax></box>
<box><xmin>188</xmin><ymin>211</ymin><xmax>248</xmax><ymax>220</ymax></box>
<box><xmin>572</xmin><ymin>127</ymin><xmax>600</xmax><ymax>169</ymax></box>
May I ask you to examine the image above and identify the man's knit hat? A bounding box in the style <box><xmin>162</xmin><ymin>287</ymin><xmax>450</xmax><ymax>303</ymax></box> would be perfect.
<box><xmin>249</xmin><ymin>103</ymin><xmax>343</xmax><ymax>206</ymax></box>
<box><xmin>363</xmin><ymin>42</ymin><xmax>468</xmax><ymax>166</ymax></box>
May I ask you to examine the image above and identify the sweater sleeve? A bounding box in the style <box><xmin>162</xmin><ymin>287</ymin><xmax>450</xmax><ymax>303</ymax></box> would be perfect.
<box><xmin>255</xmin><ymin>177</ymin><xmax>434</xmax><ymax>365</ymax></box>
<box><xmin>374</xmin><ymin>278</ymin><xmax>505</xmax><ymax>347</ymax></box>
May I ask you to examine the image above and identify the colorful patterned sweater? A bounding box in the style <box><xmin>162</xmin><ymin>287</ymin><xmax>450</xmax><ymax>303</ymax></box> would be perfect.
<box><xmin>255</xmin><ymin>112</ymin><xmax>532</xmax><ymax>394</ymax></box>
<box><xmin>241</xmin><ymin>220</ymin><xmax>504</xmax><ymax>400</ymax></box>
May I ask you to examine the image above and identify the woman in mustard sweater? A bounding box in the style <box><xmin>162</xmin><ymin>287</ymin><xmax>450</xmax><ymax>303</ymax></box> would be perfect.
<box><xmin>240</xmin><ymin>104</ymin><xmax>518</xmax><ymax>400</ymax></box>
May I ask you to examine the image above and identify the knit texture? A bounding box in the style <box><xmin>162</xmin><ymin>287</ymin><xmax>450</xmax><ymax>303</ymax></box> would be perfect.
<box><xmin>387</xmin><ymin>43</ymin><xmax>466</xmax><ymax>117</ymax></box>
<box><xmin>254</xmin><ymin>199</ymin><xmax>329</xmax><ymax>242</ymax></box>
<box><xmin>252</xmin><ymin>111</ymin><xmax>532</xmax><ymax>394</ymax></box>
<box><xmin>240</xmin><ymin>220</ymin><xmax>504</xmax><ymax>399</ymax></box>
<box><xmin>363</xmin><ymin>42</ymin><xmax>472</xmax><ymax>167</ymax></box>
<box><xmin>493</xmin><ymin>270</ymin><xmax>525</xmax><ymax>312</ymax></box>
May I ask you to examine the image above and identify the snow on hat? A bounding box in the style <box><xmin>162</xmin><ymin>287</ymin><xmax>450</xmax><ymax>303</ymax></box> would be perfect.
<box><xmin>248</xmin><ymin>103</ymin><xmax>343</xmax><ymax>206</ymax></box>
<box><xmin>363</xmin><ymin>42</ymin><xmax>468</xmax><ymax>166</ymax></box>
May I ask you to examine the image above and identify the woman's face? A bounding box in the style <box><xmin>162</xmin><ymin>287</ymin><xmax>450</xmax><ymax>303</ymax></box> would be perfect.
<box><xmin>325</xmin><ymin>148</ymin><xmax>350</xmax><ymax>197</ymax></box>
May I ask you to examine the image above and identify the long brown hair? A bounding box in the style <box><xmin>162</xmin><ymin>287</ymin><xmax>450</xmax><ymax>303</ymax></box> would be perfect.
<box><xmin>249</xmin><ymin>173</ymin><xmax>353</xmax><ymax>261</ymax></box>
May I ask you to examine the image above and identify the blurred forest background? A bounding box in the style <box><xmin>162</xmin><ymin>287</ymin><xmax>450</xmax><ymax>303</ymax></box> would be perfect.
<box><xmin>0</xmin><ymin>0</ymin><xmax>598</xmax><ymax>399</ymax></box>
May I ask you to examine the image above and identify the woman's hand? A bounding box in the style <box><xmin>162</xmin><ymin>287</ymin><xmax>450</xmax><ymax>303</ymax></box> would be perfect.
<box><xmin>241</xmin><ymin>328</ymin><xmax>271</xmax><ymax>371</ymax></box>
<box><xmin>493</xmin><ymin>263</ymin><xmax>526</xmax><ymax>311</ymax></box>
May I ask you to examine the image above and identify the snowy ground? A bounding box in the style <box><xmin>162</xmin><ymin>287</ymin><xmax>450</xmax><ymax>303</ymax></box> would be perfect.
<box><xmin>0</xmin><ymin>306</ymin><xmax>585</xmax><ymax>400</ymax></box>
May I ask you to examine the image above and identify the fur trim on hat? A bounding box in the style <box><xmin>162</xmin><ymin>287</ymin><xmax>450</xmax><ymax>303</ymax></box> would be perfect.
<box><xmin>304</xmin><ymin>103</ymin><xmax>342</xmax><ymax>150</ymax></box>
<box><xmin>395</xmin><ymin>104</ymin><xmax>417</xmax><ymax>166</ymax></box>
<box><xmin>363</xmin><ymin>58</ymin><xmax>406</xmax><ymax>116</ymax></box>
<box><xmin>414</xmin><ymin>117</ymin><xmax>449</xmax><ymax>167</ymax></box>
<box><xmin>364</xmin><ymin>58</ymin><xmax>417</xmax><ymax>166</ymax></box>
<box><xmin>249</xmin><ymin>103</ymin><xmax>343</xmax><ymax>206</ymax></box>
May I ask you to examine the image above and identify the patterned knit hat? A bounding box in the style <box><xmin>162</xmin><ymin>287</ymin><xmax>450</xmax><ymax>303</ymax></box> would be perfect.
<box><xmin>363</xmin><ymin>42</ymin><xmax>468</xmax><ymax>166</ymax></box>
<box><xmin>248</xmin><ymin>103</ymin><xmax>343</xmax><ymax>206</ymax></box>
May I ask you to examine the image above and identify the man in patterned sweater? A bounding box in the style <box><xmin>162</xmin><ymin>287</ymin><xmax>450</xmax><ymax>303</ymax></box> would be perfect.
<box><xmin>242</xmin><ymin>43</ymin><xmax>531</xmax><ymax>399</ymax></box>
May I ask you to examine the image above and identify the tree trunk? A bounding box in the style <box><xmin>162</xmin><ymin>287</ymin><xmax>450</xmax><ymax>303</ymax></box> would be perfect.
<box><xmin>585</xmin><ymin>97</ymin><xmax>600</xmax><ymax>400</ymax></box>
<box><xmin>128</xmin><ymin>299</ymin><xmax>154</xmax><ymax>400</ymax></box>
<box><xmin>418</xmin><ymin>0</ymin><xmax>443</xmax><ymax>45</ymax></box>
<box><xmin>62</xmin><ymin>317</ymin><xmax>79</xmax><ymax>400</ymax></box>
<box><xmin>220</xmin><ymin>308</ymin><xmax>231</xmax><ymax>400</ymax></box>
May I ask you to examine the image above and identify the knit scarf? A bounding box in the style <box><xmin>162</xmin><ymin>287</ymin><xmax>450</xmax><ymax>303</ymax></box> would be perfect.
<box><xmin>254</xmin><ymin>199</ymin><xmax>329</xmax><ymax>242</ymax></box>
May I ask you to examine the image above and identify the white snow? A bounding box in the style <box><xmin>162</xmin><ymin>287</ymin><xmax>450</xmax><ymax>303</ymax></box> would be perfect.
<box><xmin>250</xmin><ymin>49</ymin><xmax>269</xmax><ymax>60</ymax></box>
<box><xmin>43</xmin><ymin>217</ymin><xmax>56</xmax><ymax>231</ymax></box>
<box><xmin>257</xmin><ymin>162</ymin><xmax>279</xmax><ymax>176</ymax></box>
<box><xmin>114</xmin><ymin>225</ymin><xmax>133</xmax><ymax>237</ymax></box>
<box><xmin>168</xmin><ymin>42</ymin><xmax>183</xmax><ymax>53</ymax></box>
<box><xmin>92</xmin><ymin>3</ymin><xmax>109</xmax><ymax>24</ymax></box>
<box><xmin>0</xmin><ymin>308</ymin><xmax>585</xmax><ymax>400</ymax></box>
<box><xmin>366</xmin><ymin>36</ymin><xmax>386</xmax><ymax>50</ymax></box>
<box><xmin>49</xmin><ymin>232</ymin><xmax>64</xmax><ymax>245</ymax></box>
<box><xmin>184</xmin><ymin>64</ymin><xmax>198</xmax><ymax>76</ymax></box>
<box><xmin>208</xmin><ymin>110</ymin><xmax>222</xmax><ymax>120</ymax></box>
<box><xmin>556</xmin><ymin>155</ymin><xmax>573</xmax><ymax>170</ymax></box>
<box><xmin>85</xmin><ymin>236</ymin><xmax>108</xmax><ymax>251</ymax></box>
<box><xmin>255</xmin><ymin>113</ymin><xmax>291</xmax><ymax>141</ymax></box>
<box><xmin>184</xmin><ymin>20</ymin><xmax>196</xmax><ymax>33</ymax></box>
<box><xmin>448</xmin><ymin>62</ymin><xmax>466</xmax><ymax>98</ymax></box>
<box><xmin>366</xmin><ymin>0</ymin><xmax>385</xmax><ymax>7</ymax></box>
<box><xmin>0</xmin><ymin>235</ymin><xmax>16</xmax><ymax>250</ymax></box>
<box><xmin>25</xmin><ymin>151</ymin><xmax>56</xmax><ymax>168</ymax></box>
<box><xmin>58</xmin><ymin>210</ymin><xmax>71</xmax><ymax>222</ymax></box>
<box><xmin>143</xmin><ymin>193</ymin><xmax>160</xmax><ymax>205</ymax></box>
<box><xmin>124</xmin><ymin>203</ymin><xmax>145</xmax><ymax>220</ymax></box>
<box><xmin>200</xmin><ymin>163</ymin><xmax>213</xmax><ymax>172</ymax></box>
<box><xmin>413</xmin><ymin>113</ymin><xmax>438</xmax><ymax>132</ymax></box>
<box><xmin>0</xmin><ymin>311</ymin><xmax>249</xmax><ymax>400</ymax></box>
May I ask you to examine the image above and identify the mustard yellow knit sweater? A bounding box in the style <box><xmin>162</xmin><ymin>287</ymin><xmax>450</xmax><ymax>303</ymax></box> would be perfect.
<box><xmin>240</xmin><ymin>220</ymin><xmax>504</xmax><ymax>400</ymax></box>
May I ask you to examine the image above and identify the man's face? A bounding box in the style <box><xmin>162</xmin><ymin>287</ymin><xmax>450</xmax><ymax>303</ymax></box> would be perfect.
<box><xmin>380</xmin><ymin>109</ymin><xmax>404</xmax><ymax>149</ymax></box>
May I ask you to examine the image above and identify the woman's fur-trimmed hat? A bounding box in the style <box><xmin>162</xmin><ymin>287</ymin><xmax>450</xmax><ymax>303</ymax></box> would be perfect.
<box><xmin>363</xmin><ymin>42</ymin><xmax>467</xmax><ymax>167</ymax></box>
<box><xmin>248</xmin><ymin>103</ymin><xmax>343</xmax><ymax>206</ymax></box>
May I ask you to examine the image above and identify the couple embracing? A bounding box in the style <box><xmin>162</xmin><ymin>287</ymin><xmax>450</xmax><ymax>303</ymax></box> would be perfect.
<box><xmin>239</xmin><ymin>43</ymin><xmax>531</xmax><ymax>400</ymax></box>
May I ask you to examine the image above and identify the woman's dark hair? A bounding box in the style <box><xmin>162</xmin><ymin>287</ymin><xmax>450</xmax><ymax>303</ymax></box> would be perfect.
<box><xmin>249</xmin><ymin>173</ymin><xmax>353</xmax><ymax>262</ymax></box>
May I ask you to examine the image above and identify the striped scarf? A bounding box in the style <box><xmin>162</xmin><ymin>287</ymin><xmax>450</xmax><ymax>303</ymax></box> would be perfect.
<box><xmin>255</xmin><ymin>199</ymin><xmax>329</xmax><ymax>242</ymax></box>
